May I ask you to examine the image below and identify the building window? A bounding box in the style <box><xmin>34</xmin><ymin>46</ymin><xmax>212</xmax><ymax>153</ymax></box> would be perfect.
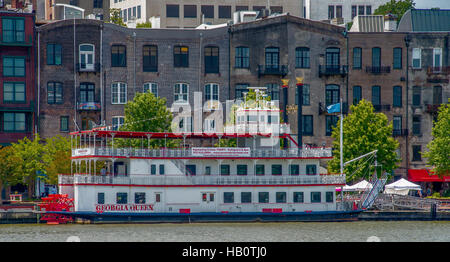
<box><xmin>326</xmin><ymin>192</ymin><xmax>334</xmax><ymax>203</ymax></box>
<box><xmin>412</xmin><ymin>86</ymin><xmax>421</xmax><ymax>106</ymax></box>
<box><xmin>235</xmin><ymin>84</ymin><xmax>249</xmax><ymax>100</ymax></box>
<box><xmin>3</xmin><ymin>82</ymin><xmax>25</xmax><ymax>103</ymax></box>
<box><xmin>97</xmin><ymin>192</ymin><xmax>105</xmax><ymax>204</ymax></box>
<box><xmin>295</xmin><ymin>47</ymin><xmax>310</xmax><ymax>68</ymax></box>
<box><xmin>184</xmin><ymin>5</ymin><xmax>197</xmax><ymax>18</ymax></box>
<box><xmin>80</xmin><ymin>83</ymin><xmax>95</xmax><ymax>103</ymax></box>
<box><xmin>255</xmin><ymin>164</ymin><xmax>265</xmax><ymax>176</ymax></box>
<box><xmin>3</xmin><ymin>57</ymin><xmax>25</xmax><ymax>77</ymax></box>
<box><xmin>201</xmin><ymin>5</ymin><xmax>214</xmax><ymax>18</ymax></box>
<box><xmin>302</xmin><ymin>115</ymin><xmax>313</xmax><ymax>136</ymax></box>
<box><xmin>372</xmin><ymin>47</ymin><xmax>381</xmax><ymax>68</ymax></box>
<box><xmin>143</xmin><ymin>45</ymin><xmax>157</xmax><ymax>72</ymax></box>
<box><xmin>311</xmin><ymin>192</ymin><xmax>321</xmax><ymax>203</ymax></box>
<box><xmin>328</xmin><ymin>5</ymin><xmax>334</xmax><ymax>19</ymax></box>
<box><xmin>60</xmin><ymin>116</ymin><xmax>69</xmax><ymax>132</ymax></box>
<box><xmin>235</xmin><ymin>46</ymin><xmax>249</xmax><ymax>68</ymax></box>
<box><xmin>116</xmin><ymin>192</ymin><xmax>128</xmax><ymax>204</ymax></box>
<box><xmin>133</xmin><ymin>7</ymin><xmax>137</xmax><ymax>18</ymax></box>
<box><xmin>204</xmin><ymin>83</ymin><xmax>219</xmax><ymax>103</ymax></box>
<box><xmin>272</xmin><ymin>165</ymin><xmax>282</xmax><ymax>176</ymax></box>
<box><xmin>276</xmin><ymin>192</ymin><xmax>287</xmax><ymax>203</ymax></box>
<box><xmin>258</xmin><ymin>192</ymin><xmax>269</xmax><ymax>203</ymax></box>
<box><xmin>372</xmin><ymin>85</ymin><xmax>381</xmax><ymax>108</ymax></box>
<box><xmin>412</xmin><ymin>115</ymin><xmax>421</xmax><ymax>135</ymax></box>
<box><xmin>174</xmin><ymin>83</ymin><xmax>188</xmax><ymax>103</ymax></box>
<box><xmin>111</xmin><ymin>45</ymin><xmax>126</xmax><ymax>67</ymax></box>
<box><xmin>236</xmin><ymin>6</ymin><xmax>248</xmax><ymax>11</ymax></box>
<box><xmin>166</xmin><ymin>5</ymin><xmax>179</xmax><ymax>17</ymax></box>
<box><xmin>336</xmin><ymin>6</ymin><xmax>342</xmax><ymax>18</ymax></box>
<box><xmin>265</xmin><ymin>47</ymin><xmax>279</xmax><ymax>69</ymax></box>
<box><xmin>353</xmin><ymin>47</ymin><xmax>362</xmax><ymax>69</ymax></box>
<box><xmin>112</xmin><ymin>116</ymin><xmax>124</xmax><ymax>131</ymax></box>
<box><xmin>111</xmin><ymin>82</ymin><xmax>127</xmax><ymax>104</ymax></box>
<box><xmin>433</xmin><ymin>48</ymin><xmax>442</xmax><ymax>68</ymax></box>
<box><xmin>358</xmin><ymin>6</ymin><xmax>364</xmax><ymax>15</ymax></box>
<box><xmin>393</xmin><ymin>48</ymin><xmax>402</xmax><ymax>69</ymax></box>
<box><xmin>224</xmin><ymin>192</ymin><xmax>234</xmax><ymax>203</ymax></box>
<box><xmin>47</xmin><ymin>44</ymin><xmax>62</xmax><ymax>65</ymax></box>
<box><xmin>135</xmin><ymin>192</ymin><xmax>146</xmax><ymax>204</ymax></box>
<box><xmin>412</xmin><ymin>48</ymin><xmax>421</xmax><ymax>68</ymax></box>
<box><xmin>293</xmin><ymin>192</ymin><xmax>304</xmax><ymax>203</ymax></box>
<box><xmin>325</xmin><ymin>115</ymin><xmax>338</xmax><ymax>136</ymax></box>
<box><xmin>295</xmin><ymin>84</ymin><xmax>310</xmax><ymax>105</ymax></box>
<box><xmin>433</xmin><ymin>86</ymin><xmax>442</xmax><ymax>105</ymax></box>
<box><xmin>325</xmin><ymin>47</ymin><xmax>340</xmax><ymax>69</ymax></box>
<box><xmin>218</xmin><ymin>6</ymin><xmax>231</xmax><ymax>18</ymax></box>
<box><xmin>174</xmin><ymin>46</ymin><xmax>189</xmax><ymax>67</ymax></box>
<box><xmin>306</xmin><ymin>165</ymin><xmax>317</xmax><ymax>175</ymax></box>
<box><xmin>353</xmin><ymin>86</ymin><xmax>362</xmax><ymax>105</ymax></box>
<box><xmin>220</xmin><ymin>164</ymin><xmax>230</xmax><ymax>176</ymax></box>
<box><xmin>412</xmin><ymin>145</ymin><xmax>422</xmax><ymax>161</ymax></box>
<box><xmin>3</xmin><ymin>112</ymin><xmax>26</xmax><ymax>132</ymax></box>
<box><xmin>289</xmin><ymin>164</ymin><xmax>299</xmax><ymax>176</ymax></box>
<box><xmin>47</xmin><ymin>82</ymin><xmax>63</xmax><ymax>104</ymax></box>
<box><xmin>241</xmin><ymin>192</ymin><xmax>251</xmax><ymax>203</ymax></box>
<box><xmin>325</xmin><ymin>84</ymin><xmax>340</xmax><ymax>106</ymax></box>
<box><xmin>237</xmin><ymin>165</ymin><xmax>247</xmax><ymax>176</ymax></box>
<box><xmin>351</xmin><ymin>6</ymin><xmax>357</xmax><ymax>19</ymax></box>
<box><xmin>205</xmin><ymin>46</ymin><xmax>219</xmax><ymax>73</ymax></box>
<box><xmin>2</xmin><ymin>18</ymin><xmax>25</xmax><ymax>43</ymax></box>
<box><xmin>393</xmin><ymin>116</ymin><xmax>402</xmax><ymax>135</ymax></box>
<box><xmin>137</xmin><ymin>6</ymin><xmax>141</xmax><ymax>18</ymax></box>
<box><xmin>393</xmin><ymin>86</ymin><xmax>402</xmax><ymax>107</ymax></box>
<box><xmin>366</xmin><ymin>6</ymin><xmax>372</xmax><ymax>15</ymax></box>
<box><xmin>143</xmin><ymin>82</ymin><xmax>158</xmax><ymax>97</ymax></box>
<box><xmin>266</xmin><ymin>83</ymin><xmax>280</xmax><ymax>101</ymax></box>
<box><xmin>79</xmin><ymin>44</ymin><xmax>95</xmax><ymax>70</ymax></box>
<box><xmin>93</xmin><ymin>0</ymin><xmax>102</xmax><ymax>8</ymax></box>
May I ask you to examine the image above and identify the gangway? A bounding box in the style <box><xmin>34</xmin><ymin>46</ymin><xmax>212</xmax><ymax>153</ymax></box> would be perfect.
<box><xmin>360</xmin><ymin>172</ymin><xmax>388</xmax><ymax>209</ymax></box>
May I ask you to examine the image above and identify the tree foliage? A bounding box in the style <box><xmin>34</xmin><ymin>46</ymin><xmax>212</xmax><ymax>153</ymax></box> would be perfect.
<box><xmin>136</xmin><ymin>22</ymin><xmax>152</xmax><ymax>28</ymax></box>
<box><xmin>373</xmin><ymin>0</ymin><xmax>415</xmax><ymax>22</ymax></box>
<box><xmin>42</xmin><ymin>135</ymin><xmax>72</xmax><ymax>185</ymax></box>
<box><xmin>423</xmin><ymin>103</ymin><xmax>450</xmax><ymax>177</ymax></box>
<box><xmin>109</xmin><ymin>8</ymin><xmax>126</xmax><ymax>27</ymax></box>
<box><xmin>328</xmin><ymin>100</ymin><xmax>400</xmax><ymax>182</ymax></box>
<box><xmin>0</xmin><ymin>146</ymin><xmax>23</xmax><ymax>202</ymax></box>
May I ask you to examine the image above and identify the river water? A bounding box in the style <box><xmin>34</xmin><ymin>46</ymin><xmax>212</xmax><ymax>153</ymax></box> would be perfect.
<box><xmin>0</xmin><ymin>221</ymin><xmax>449</xmax><ymax>242</ymax></box>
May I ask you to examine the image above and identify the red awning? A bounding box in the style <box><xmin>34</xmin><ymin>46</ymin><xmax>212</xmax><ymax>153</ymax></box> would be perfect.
<box><xmin>408</xmin><ymin>169</ymin><xmax>450</xmax><ymax>182</ymax></box>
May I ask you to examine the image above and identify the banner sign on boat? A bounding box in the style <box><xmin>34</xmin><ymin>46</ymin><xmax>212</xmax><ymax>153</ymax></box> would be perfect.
<box><xmin>191</xmin><ymin>147</ymin><xmax>251</xmax><ymax>157</ymax></box>
<box><xmin>95</xmin><ymin>204</ymin><xmax>154</xmax><ymax>213</ymax></box>
<box><xmin>74</xmin><ymin>148</ymin><xmax>93</xmax><ymax>156</ymax></box>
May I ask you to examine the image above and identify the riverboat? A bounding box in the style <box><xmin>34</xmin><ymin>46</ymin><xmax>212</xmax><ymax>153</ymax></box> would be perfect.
<box><xmin>45</xmin><ymin>89</ymin><xmax>363</xmax><ymax>223</ymax></box>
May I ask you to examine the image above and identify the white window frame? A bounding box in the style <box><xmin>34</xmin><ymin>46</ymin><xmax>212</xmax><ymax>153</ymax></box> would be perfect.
<box><xmin>412</xmin><ymin>48</ymin><xmax>421</xmax><ymax>69</ymax></box>
<box><xmin>178</xmin><ymin>116</ymin><xmax>192</xmax><ymax>132</ymax></box>
<box><xmin>204</xmin><ymin>119</ymin><xmax>216</xmax><ymax>133</ymax></box>
<box><xmin>143</xmin><ymin>82</ymin><xmax>158</xmax><ymax>97</ymax></box>
<box><xmin>204</xmin><ymin>83</ymin><xmax>219</xmax><ymax>110</ymax></box>
<box><xmin>112</xmin><ymin>116</ymin><xmax>124</xmax><ymax>130</ymax></box>
<box><xmin>174</xmin><ymin>83</ymin><xmax>189</xmax><ymax>103</ymax></box>
<box><xmin>111</xmin><ymin>82</ymin><xmax>127</xmax><ymax>104</ymax></box>
<box><xmin>433</xmin><ymin>48</ymin><xmax>442</xmax><ymax>69</ymax></box>
<box><xmin>79</xmin><ymin>44</ymin><xmax>95</xmax><ymax>70</ymax></box>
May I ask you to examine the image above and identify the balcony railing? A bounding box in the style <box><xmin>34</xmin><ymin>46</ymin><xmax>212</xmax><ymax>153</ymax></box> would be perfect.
<box><xmin>76</xmin><ymin>63</ymin><xmax>100</xmax><ymax>72</ymax></box>
<box><xmin>72</xmin><ymin>147</ymin><xmax>333</xmax><ymax>158</ymax></box>
<box><xmin>427</xmin><ymin>66</ymin><xmax>450</xmax><ymax>75</ymax></box>
<box><xmin>318</xmin><ymin>65</ymin><xmax>348</xmax><ymax>77</ymax></box>
<box><xmin>60</xmin><ymin>173</ymin><xmax>346</xmax><ymax>186</ymax></box>
<box><xmin>392</xmin><ymin>129</ymin><xmax>408</xmax><ymax>137</ymax></box>
<box><xmin>77</xmin><ymin>101</ymin><xmax>101</xmax><ymax>111</ymax></box>
<box><xmin>257</xmin><ymin>65</ymin><xmax>288</xmax><ymax>77</ymax></box>
<box><xmin>365</xmin><ymin>66</ymin><xmax>391</xmax><ymax>74</ymax></box>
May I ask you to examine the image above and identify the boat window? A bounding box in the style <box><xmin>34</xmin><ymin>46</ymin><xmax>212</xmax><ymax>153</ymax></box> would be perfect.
<box><xmin>205</xmin><ymin>166</ymin><xmax>211</xmax><ymax>175</ymax></box>
<box><xmin>237</xmin><ymin>165</ymin><xmax>247</xmax><ymax>176</ymax></box>
<box><xmin>97</xmin><ymin>192</ymin><xmax>105</xmax><ymax>204</ymax></box>
<box><xmin>276</xmin><ymin>192</ymin><xmax>287</xmax><ymax>203</ymax></box>
<box><xmin>116</xmin><ymin>192</ymin><xmax>128</xmax><ymax>204</ymax></box>
<box><xmin>255</xmin><ymin>165</ymin><xmax>265</xmax><ymax>176</ymax></box>
<box><xmin>135</xmin><ymin>192</ymin><xmax>146</xmax><ymax>204</ymax></box>
<box><xmin>272</xmin><ymin>165</ymin><xmax>282</xmax><ymax>176</ymax></box>
<box><xmin>258</xmin><ymin>192</ymin><xmax>269</xmax><ymax>203</ymax></box>
<box><xmin>150</xmin><ymin>164</ymin><xmax>156</xmax><ymax>175</ymax></box>
<box><xmin>220</xmin><ymin>165</ymin><xmax>230</xmax><ymax>176</ymax></box>
<box><xmin>224</xmin><ymin>192</ymin><xmax>234</xmax><ymax>203</ymax></box>
<box><xmin>289</xmin><ymin>165</ymin><xmax>299</xmax><ymax>175</ymax></box>
<box><xmin>293</xmin><ymin>192</ymin><xmax>304</xmax><ymax>203</ymax></box>
<box><xmin>326</xmin><ymin>192</ymin><xmax>334</xmax><ymax>203</ymax></box>
<box><xmin>241</xmin><ymin>192</ymin><xmax>252</xmax><ymax>203</ymax></box>
<box><xmin>155</xmin><ymin>193</ymin><xmax>161</xmax><ymax>203</ymax></box>
<box><xmin>159</xmin><ymin>164</ymin><xmax>165</xmax><ymax>175</ymax></box>
<box><xmin>311</xmin><ymin>192</ymin><xmax>321</xmax><ymax>203</ymax></box>
<box><xmin>306</xmin><ymin>165</ymin><xmax>317</xmax><ymax>175</ymax></box>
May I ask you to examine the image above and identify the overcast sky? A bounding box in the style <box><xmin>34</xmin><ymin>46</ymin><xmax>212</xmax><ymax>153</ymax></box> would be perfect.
<box><xmin>413</xmin><ymin>0</ymin><xmax>450</xmax><ymax>9</ymax></box>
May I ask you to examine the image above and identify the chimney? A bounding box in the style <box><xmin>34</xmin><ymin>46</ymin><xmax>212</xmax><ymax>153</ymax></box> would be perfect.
<box><xmin>384</xmin><ymin>13</ymin><xmax>398</xmax><ymax>32</ymax></box>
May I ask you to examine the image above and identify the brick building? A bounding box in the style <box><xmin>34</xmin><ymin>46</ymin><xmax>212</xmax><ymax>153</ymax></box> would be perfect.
<box><xmin>0</xmin><ymin>11</ymin><xmax>36</xmax><ymax>145</ymax></box>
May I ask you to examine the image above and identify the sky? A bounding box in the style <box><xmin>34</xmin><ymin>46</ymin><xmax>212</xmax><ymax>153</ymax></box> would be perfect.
<box><xmin>413</xmin><ymin>0</ymin><xmax>450</xmax><ymax>9</ymax></box>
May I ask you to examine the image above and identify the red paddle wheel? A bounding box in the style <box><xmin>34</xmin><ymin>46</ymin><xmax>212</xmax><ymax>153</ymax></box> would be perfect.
<box><xmin>38</xmin><ymin>194</ymin><xmax>74</xmax><ymax>224</ymax></box>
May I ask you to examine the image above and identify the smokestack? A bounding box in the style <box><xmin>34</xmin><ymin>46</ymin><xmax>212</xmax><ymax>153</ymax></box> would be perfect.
<box><xmin>384</xmin><ymin>13</ymin><xmax>398</xmax><ymax>32</ymax></box>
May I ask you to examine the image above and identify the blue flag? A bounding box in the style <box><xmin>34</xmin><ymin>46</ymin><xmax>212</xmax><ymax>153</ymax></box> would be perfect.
<box><xmin>327</xmin><ymin>103</ymin><xmax>341</xmax><ymax>113</ymax></box>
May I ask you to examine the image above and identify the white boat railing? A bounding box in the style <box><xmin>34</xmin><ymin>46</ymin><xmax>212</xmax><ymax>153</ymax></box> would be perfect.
<box><xmin>72</xmin><ymin>147</ymin><xmax>332</xmax><ymax>158</ymax></box>
<box><xmin>59</xmin><ymin>174</ymin><xmax>345</xmax><ymax>186</ymax></box>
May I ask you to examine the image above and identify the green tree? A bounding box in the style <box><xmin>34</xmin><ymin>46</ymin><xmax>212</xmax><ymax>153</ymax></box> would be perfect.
<box><xmin>373</xmin><ymin>0</ymin><xmax>415</xmax><ymax>22</ymax></box>
<box><xmin>423</xmin><ymin>103</ymin><xmax>450</xmax><ymax>178</ymax></box>
<box><xmin>109</xmin><ymin>8</ymin><xmax>126</xmax><ymax>27</ymax></box>
<box><xmin>0</xmin><ymin>146</ymin><xmax>23</xmax><ymax>203</ymax></box>
<box><xmin>117</xmin><ymin>91</ymin><xmax>177</xmax><ymax>148</ymax></box>
<box><xmin>328</xmin><ymin>99</ymin><xmax>400</xmax><ymax>182</ymax></box>
<box><xmin>42</xmin><ymin>136</ymin><xmax>72</xmax><ymax>185</ymax></box>
<box><xmin>136</xmin><ymin>21</ymin><xmax>152</xmax><ymax>28</ymax></box>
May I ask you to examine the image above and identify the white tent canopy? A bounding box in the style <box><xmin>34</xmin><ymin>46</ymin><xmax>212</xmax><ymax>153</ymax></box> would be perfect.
<box><xmin>343</xmin><ymin>180</ymin><xmax>372</xmax><ymax>192</ymax></box>
<box><xmin>384</xmin><ymin>178</ymin><xmax>422</xmax><ymax>195</ymax></box>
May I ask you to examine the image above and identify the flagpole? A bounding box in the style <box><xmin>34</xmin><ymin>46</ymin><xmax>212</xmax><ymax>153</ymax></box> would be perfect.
<box><xmin>340</xmin><ymin>98</ymin><xmax>344</xmax><ymax>205</ymax></box>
